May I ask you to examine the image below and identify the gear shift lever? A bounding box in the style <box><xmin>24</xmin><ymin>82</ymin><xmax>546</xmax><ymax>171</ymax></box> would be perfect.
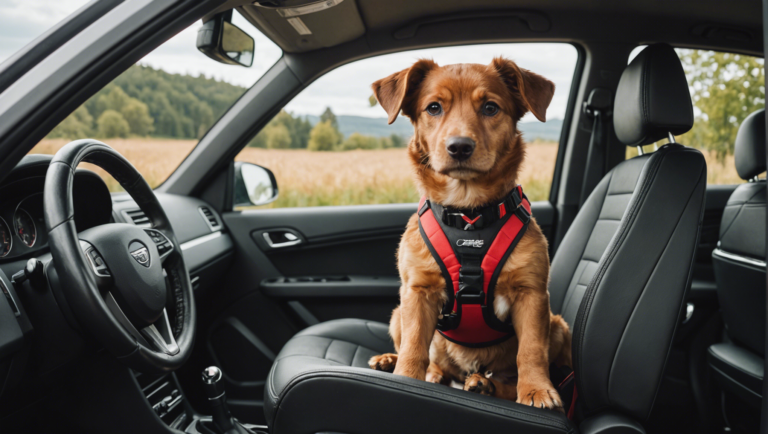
<box><xmin>202</xmin><ymin>366</ymin><xmax>252</xmax><ymax>434</ymax></box>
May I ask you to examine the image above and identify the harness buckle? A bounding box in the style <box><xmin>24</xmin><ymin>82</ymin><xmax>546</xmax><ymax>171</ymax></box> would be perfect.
<box><xmin>515</xmin><ymin>203</ymin><xmax>531</xmax><ymax>224</ymax></box>
<box><xmin>457</xmin><ymin>270</ymin><xmax>485</xmax><ymax>305</ymax></box>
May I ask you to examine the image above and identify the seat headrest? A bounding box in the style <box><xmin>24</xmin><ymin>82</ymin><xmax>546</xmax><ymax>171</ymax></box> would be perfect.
<box><xmin>735</xmin><ymin>109</ymin><xmax>766</xmax><ymax>179</ymax></box>
<box><xmin>614</xmin><ymin>43</ymin><xmax>694</xmax><ymax>146</ymax></box>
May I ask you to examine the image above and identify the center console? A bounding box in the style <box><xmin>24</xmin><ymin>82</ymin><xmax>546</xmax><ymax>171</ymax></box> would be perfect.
<box><xmin>136</xmin><ymin>366</ymin><xmax>267</xmax><ymax>434</ymax></box>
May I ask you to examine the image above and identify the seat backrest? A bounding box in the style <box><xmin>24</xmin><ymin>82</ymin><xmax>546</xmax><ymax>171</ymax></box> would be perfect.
<box><xmin>713</xmin><ymin>108</ymin><xmax>766</xmax><ymax>357</ymax></box>
<box><xmin>549</xmin><ymin>44</ymin><xmax>706</xmax><ymax>422</ymax></box>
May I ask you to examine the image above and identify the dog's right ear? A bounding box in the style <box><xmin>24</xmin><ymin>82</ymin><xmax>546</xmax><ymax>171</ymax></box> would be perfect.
<box><xmin>372</xmin><ymin>59</ymin><xmax>437</xmax><ymax>125</ymax></box>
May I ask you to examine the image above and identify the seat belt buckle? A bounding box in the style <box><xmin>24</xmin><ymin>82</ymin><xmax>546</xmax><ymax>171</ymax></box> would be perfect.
<box><xmin>457</xmin><ymin>270</ymin><xmax>484</xmax><ymax>305</ymax></box>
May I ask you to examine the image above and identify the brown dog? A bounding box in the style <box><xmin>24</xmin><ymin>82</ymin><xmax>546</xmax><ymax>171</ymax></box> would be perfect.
<box><xmin>368</xmin><ymin>58</ymin><xmax>572</xmax><ymax>410</ymax></box>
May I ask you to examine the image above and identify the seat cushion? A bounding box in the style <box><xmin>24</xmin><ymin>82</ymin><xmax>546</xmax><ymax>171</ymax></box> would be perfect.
<box><xmin>265</xmin><ymin>319</ymin><xmax>575</xmax><ymax>434</ymax></box>
<box><xmin>708</xmin><ymin>342</ymin><xmax>764</xmax><ymax>408</ymax></box>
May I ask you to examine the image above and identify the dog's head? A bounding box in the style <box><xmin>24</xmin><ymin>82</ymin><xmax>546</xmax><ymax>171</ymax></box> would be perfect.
<box><xmin>372</xmin><ymin>57</ymin><xmax>554</xmax><ymax>207</ymax></box>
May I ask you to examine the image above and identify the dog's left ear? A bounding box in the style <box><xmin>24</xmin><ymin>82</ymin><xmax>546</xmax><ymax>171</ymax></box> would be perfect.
<box><xmin>491</xmin><ymin>57</ymin><xmax>555</xmax><ymax>122</ymax></box>
<box><xmin>372</xmin><ymin>59</ymin><xmax>438</xmax><ymax>124</ymax></box>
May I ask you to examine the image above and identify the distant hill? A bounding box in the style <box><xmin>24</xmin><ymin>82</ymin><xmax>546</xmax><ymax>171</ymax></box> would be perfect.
<box><xmin>307</xmin><ymin>114</ymin><xmax>562</xmax><ymax>142</ymax></box>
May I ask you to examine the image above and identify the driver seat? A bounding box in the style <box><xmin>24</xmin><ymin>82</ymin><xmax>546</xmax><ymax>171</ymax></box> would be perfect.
<box><xmin>264</xmin><ymin>44</ymin><xmax>706</xmax><ymax>433</ymax></box>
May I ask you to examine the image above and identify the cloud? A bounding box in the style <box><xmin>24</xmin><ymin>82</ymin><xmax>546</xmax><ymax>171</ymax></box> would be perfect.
<box><xmin>0</xmin><ymin>0</ymin><xmax>91</xmax><ymax>63</ymax></box>
<box><xmin>285</xmin><ymin>43</ymin><xmax>579</xmax><ymax>122</ymax></box>
<box><xmin>0</xmin><ymin>3</ymin><xmax>577</xmax><ymax>124</ymax></box>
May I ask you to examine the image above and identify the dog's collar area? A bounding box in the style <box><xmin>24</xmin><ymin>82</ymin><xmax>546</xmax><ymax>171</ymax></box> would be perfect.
<box><xmin>420</xmin><ymin>185</ymin><xmax>530</xmax><ymax>231</ymax></box>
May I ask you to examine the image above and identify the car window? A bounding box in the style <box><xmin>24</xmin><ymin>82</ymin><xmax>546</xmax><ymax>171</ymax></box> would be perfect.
<box><xmin>626</xmin><ymin>47</ymin><xmax>765</xmax><ymax>184</ymax></box>
<box><xmin>0</xmin><ymin>0</ymin><xmax>92</xmax><ymax>65</ymax></box>
<box><xmin>25</xmin><ymin>11</ymin><xmax>282</xmax><ymax>191</ymax></box>
<box><xmin>234</xmin><ymin>43</ymin><xmax>579</xmax><ymax>209</ymax></box>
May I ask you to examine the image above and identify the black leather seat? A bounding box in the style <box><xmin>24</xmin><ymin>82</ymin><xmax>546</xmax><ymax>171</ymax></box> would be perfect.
<box><xmin>264</xmin><ymin>44</ymin><xmax>706</xmax><ymax>434</ymax></box>
<box><xmin>710</xmin><ymin>108</ymin><xmax>766</xmax><ymax>409</ymax></box>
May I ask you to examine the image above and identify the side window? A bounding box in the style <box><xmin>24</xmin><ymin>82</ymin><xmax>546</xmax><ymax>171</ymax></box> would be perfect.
<box><xmin>627</xmin><ymin>48</ymin><xmax>765</xmax><ymax>184</ymax></box>
<box><xmin>235</xmin><ymin>43</ymin><xmax>579</xmax><ymax>208</ymax></box>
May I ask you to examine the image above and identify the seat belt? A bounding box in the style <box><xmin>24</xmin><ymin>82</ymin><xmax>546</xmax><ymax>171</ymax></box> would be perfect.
<box><xmin>579</xmin><ymin>88</ymin><xmax>612</xmax><ymax>207</ymax></box>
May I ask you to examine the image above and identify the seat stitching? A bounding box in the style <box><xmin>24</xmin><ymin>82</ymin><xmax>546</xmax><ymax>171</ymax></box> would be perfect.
<box><xmin>556</xmin><ymin>171</ymin><xmax>614</xmax><ymax>313</ymax></box>
<box><xmin>351</xmin><ymin>345</ymin><xmax>361</xmax><ymax>367</ymax></box>
<box><xmin>606</xmin><ymin>168</ymin><xmax>702</xmax><ymax>400</ymax></box>
<box><xmin>323</xmin><ymin>339</ymin><xmax>333</xmax><ymax>360</ymax></box>
<box><xmin>573</xmin><ymin>149</ymin><xmax>664</xmax><ymax>412</ymax></box>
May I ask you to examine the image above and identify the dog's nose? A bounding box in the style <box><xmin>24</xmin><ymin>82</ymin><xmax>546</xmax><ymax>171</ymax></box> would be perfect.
<box><xmin>445</xmin><ymin>136</ymin><xmax>476</xmax><ymax>161</ymax></box>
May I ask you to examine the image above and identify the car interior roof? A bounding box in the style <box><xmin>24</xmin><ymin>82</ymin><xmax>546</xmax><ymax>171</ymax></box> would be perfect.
<box><xmin>215</xmin><ymin>0</ymin><xmax>765</xmax><ymax>56</ymax></box>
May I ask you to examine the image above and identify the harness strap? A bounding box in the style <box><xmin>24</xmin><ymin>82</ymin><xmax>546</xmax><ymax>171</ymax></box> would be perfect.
<box><xmin>418</xmin><ymin>187</ymin><xmax>532</xmax><ymax>347</ymax></box>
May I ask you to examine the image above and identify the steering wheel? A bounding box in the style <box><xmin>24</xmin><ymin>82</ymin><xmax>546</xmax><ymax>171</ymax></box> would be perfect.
<box><xmin>44</xmin><ymin>139</ymin><xmax>196</xmax><ymax>373</ymax></box>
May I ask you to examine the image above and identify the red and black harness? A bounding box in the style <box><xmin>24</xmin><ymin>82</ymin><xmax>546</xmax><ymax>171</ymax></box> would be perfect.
<box><xmin>418</xmin><ymin>186</ymin><xmax>531</xmax><ymax>348</ymax></box>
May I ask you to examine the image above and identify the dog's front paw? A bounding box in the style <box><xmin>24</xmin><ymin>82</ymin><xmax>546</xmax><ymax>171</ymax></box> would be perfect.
<box><xmin>464</xmin><ymin>373</ymin><xmax>496</xmax><ymax>396</ymax></box>
<box><xmin>516</xmin><ymin>383</ymin><xmax>563</xmax><ymax>411</ymax></box>
<box><xmin>368</xmin><ymin>353</ymin><xmax>398</xmax><ymax>372</ymax></box>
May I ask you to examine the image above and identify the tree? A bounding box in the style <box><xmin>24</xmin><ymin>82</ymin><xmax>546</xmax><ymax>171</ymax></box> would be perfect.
<box><xmin>320</xmin><ymin>107</ymin><xmax>339</xmax><ymax>130</ymax></box>
<box><xmin>94</xmin><ymin>86</ymin><xmax>131</xmax><ymax>119</ymax></box>
<box><xmin>265</xmin><ymin>123</ymin><xmax>292</xmax><ymax>149</ymax></box>
<box><xmin>390</xmin><ymin>134</ymin><xmax>407</xmax><ymax>148</ymax></box>
<box><xmin>308</xmin><ymin>121</ymin><xmax>341</xmax><ymax>151</ymax></box>
<box><xmin>121</xmin><ymin>99</ymin><xmax>154</xmax><ymax>136</ymax></box>
<box><xmin>97</xmin><ymin>110</ymin><xmax>130</xmax><ymax>138</ymax></box>
<box><xmin>339</xmin><ymin>132</ymin><xmax>377</xmax><ymax>150</ymax></box>
<box><xmin>680</xmin><ymin>49</ymin><xmax>765</xmax><ymax>161</ymax></box>
<box><xmin>48</xmin><ymin>106</ymin><xmax>94</xmax><ymax>139</ymax></box>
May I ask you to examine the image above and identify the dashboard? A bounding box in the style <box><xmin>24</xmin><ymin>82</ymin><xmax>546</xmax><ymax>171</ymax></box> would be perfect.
<box><xmin>0</xmin><ymin>165</ymin><xmax>112</xmax><ymax>261</ymax></box>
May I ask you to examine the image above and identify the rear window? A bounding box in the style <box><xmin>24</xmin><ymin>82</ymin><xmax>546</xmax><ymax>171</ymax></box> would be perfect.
<box><xmin>627</xmin><ymin>48</ymin><xmax>765</xmax><ymax>184</ymax></box>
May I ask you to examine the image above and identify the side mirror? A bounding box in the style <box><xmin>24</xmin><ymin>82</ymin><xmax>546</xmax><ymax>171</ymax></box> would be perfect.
<box><xmin>197</xmin><ymin>11</ymin><xmax>254</xmax><ymax>67</ymax></box>
<box><xmin>233</xmin><ymin>162</ymin><xmax>279</xmax><ymax>208</ymax></box>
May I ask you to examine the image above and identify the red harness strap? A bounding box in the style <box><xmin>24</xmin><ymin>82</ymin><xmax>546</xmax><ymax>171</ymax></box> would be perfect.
<box><xmin>417</xmin><ymin>187</ymin><xmax>531</xmax><ymax>347</ymax></box>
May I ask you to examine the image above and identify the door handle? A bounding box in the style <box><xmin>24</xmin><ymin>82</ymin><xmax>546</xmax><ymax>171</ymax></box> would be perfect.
<box><xmin>262</xmin><ymin>230</ymin><xmax>302</xmax><ymax>249</ymax></box>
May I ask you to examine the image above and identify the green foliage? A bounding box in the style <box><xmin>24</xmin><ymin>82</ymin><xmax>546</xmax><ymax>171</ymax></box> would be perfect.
<box><xmin>320</xmin><ymin>107</ymin><xmax>339</xmax><ymax>130</ymax></box>
<box><xmin>97</xmin><ymin>110</ymin><xmax>130</xmax><ymax>138</ymax></box>
<box><xmin>389</xmin><ymin>133</ymin><xmax>407</xmax><ymax>148</ymax></box>
<box><xmin>308</xmin><ymin>121</ymin><xmax>341</xmax><ymax>151</ymax></box>
<box><xmin>265</xmin><ymin>123</ymin><xmax>292</xmax><ymax>149</ymax></box>
<box><xmin>48</xmin><ymin>106</ymin><xmax>93</xmax><ymax>139</ymax></box>
<box><xmin>122</xmin><ymin>99</ymin><xmax>155</xmax><ymax>136</ymax></box>
<box><xmin>679</xmin><ymin>50</ymin><xmax>765</xmax><ymax>161</ymax></box>
<box><xmin>47</xmin><ymin>64</ymin><xmax>245</xmax><ymax>140</ymax></box>
<box><xmin>338</xmin><ymin>132</ymin><xmax>398</xmax><ymax>150</ymax></box>
<box><xmin>247</xmin><ymin>109</ymin><xmax>312</xmax><ymax>148</ymax></box>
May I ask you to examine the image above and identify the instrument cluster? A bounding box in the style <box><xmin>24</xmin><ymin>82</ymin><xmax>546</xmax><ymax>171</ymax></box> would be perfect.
<box><xmin>0</xmin><ymin>170</ymin><xmax>112</xmax><ymax>261</ymax></box>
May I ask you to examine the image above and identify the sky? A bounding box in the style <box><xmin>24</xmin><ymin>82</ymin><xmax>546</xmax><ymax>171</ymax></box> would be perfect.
<box><xmin>0</xmin><ymin>1</ymin><xmax>579</xmax><ymax>122</ymax></box>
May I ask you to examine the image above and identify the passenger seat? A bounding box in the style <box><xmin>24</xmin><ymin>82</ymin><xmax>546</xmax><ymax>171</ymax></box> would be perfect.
<box><xmin>710</xmin><ymin>108</ymin><xmax>766</xmax><ymax>409</ymax></box>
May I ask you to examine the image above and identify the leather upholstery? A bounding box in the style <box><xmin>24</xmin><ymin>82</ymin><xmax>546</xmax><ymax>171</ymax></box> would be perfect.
<box><xmin>572</xmin><ymin>145</ymin><xmax>706</xmax><ymax>421</ymax></box>
<box><xmin>263</xmin><ymin>44</ymin><xmax>705</xmax><ymax>433</ymax></box>
<box><xmin>710</xmin><ymin>109</ymin><xmax>766</xmax><ymax>409</ymax></box>
<box><xmin>734</xmin><ymin>109</ymin><xmax>766</xmax><ymax>180</ymax></box>
<box><xmin>718</xmin><ymin>181</ymin><xmax>766</xmax><ymax>261</ymax></box>
<box><xmin>265</xmin><ymin>319</ymin><xmax>576</xmax><ymax>434</ymax></box>
<box><xmin>708</xmin><ymin>342</ymin><xmax>763</xmax><ymax>408</ymax></box>
<box><xmin>613</xmin><ymin>44</ymin><xmax>693</xmax><ymax>146</ymax></box>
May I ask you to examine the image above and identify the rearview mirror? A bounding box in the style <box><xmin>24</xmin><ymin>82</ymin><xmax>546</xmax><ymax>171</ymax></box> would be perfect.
<box><xmin>197</xmin><ymin>12</ymin><xmax>254</xmax><ymax>67</ymax></box>
<box><xmin>233</xmin><ymin>162</ymin><xmax>278</xmax><ymax>207</ymax></box>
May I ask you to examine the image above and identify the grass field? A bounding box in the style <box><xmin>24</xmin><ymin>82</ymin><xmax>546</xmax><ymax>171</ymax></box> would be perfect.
<box><xmin>30</xmin><ymin>138</ymin><xmax>746</xmax><ymax>207</ymax></box>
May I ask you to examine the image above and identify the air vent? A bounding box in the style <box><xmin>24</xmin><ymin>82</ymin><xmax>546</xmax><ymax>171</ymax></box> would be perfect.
<box><xmin>123</xmin><ymin>209</ymin><xmax>151</xmax><ymax>227</ymax></box>
<box><xmin>199</xmin><ymin>207</ymin><xmax>221</xmax><ymax>232</ymax></box>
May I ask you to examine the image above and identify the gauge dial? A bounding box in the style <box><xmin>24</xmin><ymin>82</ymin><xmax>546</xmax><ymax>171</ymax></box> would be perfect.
<box><xmin>0</xmin><ymin>218</ymin><xmax>11</xmax><ymax>257</ymax></box>
<box><xmin>14</xmin><ymin>208</ymin><xmax>36</xmax><ymax>248</ymax></box>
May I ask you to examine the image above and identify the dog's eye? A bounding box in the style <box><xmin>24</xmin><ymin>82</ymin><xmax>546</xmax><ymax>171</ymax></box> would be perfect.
<box><xmin>482</xmin><ymin>102</ymin><xmax>500</xmax><ymax>117</ymax></box>
<box><xmin>426</xmin><ymin>102</ymin><xmax>442</xmax><ymax>116</ymax></box>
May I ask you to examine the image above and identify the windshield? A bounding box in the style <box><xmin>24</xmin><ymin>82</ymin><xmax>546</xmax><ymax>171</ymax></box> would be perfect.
<box><xmin>21</xmin><ymin>10</ymin><xmax>281</xmax><ymax>190</ymax></box>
